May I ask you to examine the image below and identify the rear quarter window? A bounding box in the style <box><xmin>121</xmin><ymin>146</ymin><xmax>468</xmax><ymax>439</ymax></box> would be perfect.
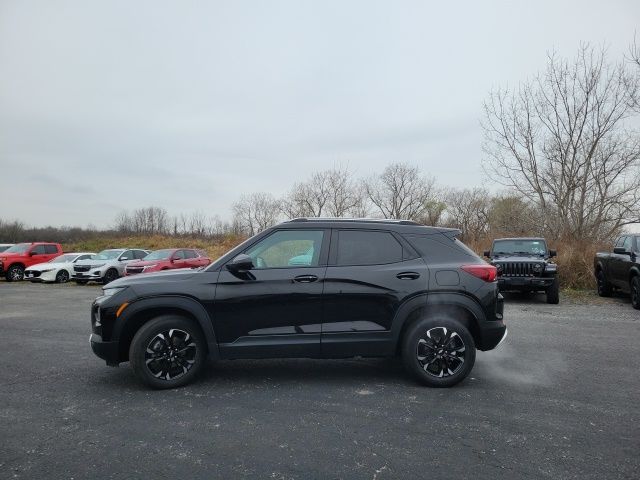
<box><xmin>403</xmin><ymin>234</ymin><xmax>479</xmax><ymax>263</ymax></box>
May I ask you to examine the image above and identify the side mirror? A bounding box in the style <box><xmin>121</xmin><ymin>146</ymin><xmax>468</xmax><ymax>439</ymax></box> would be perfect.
<box><xmin>483</xmin><ymin>250</ymin><xmax>491</xmax><ymax>258</ymax></box>
<box><xmin>548</xmin><ymin>249</ymin><xmax>557</xmax><ymax>258</ymax></box>
<box><xmin>613</xmin><ymin>247</ymin><xmax>629</xmax><ymax>255</ymax></box>
<box><xmin>226</xmin><ymin>254</ymin><xmax>254</xmax><ymax>272</ymax></box>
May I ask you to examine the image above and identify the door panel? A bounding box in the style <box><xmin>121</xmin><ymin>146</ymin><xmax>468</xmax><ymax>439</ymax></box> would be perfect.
<box><xmin>321</xmin><ymin>229</ymin><xmax>429</xmax><ymax>357</ymax></box>
<box><xmin>213</xmin><ymin>228</ymin><xmax>329</xmax><ymax>359</ymax></box>
<box><xmin>214</xmin><ymin>267</ymin><xmax>325</xmax><ymax>357</ymax></box>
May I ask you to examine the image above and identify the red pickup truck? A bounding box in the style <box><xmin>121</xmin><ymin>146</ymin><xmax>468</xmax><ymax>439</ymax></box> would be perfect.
<box><xmin>0</xmin><ymin>242</ymin><xmax>63</xmax><ymax>281</ymax></box>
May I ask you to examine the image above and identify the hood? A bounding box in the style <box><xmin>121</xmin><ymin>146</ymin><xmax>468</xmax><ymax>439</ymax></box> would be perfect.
<box><xmin>127</xmin><ymin>260</ymin><xmax>166</xmax><ymax>267</ymax></box>
<box><xmin>108</xmin><ymin>268</ymin><xmax>199</xmax><ymax>287</ymax></box>
<box><xmin>491</xmin><ymin>255</ymin><xmax>546</xmax><ymax>262</ymax></box>
<box><xmin>26</xmin><ymin>261</ymin><xmax>70</xmax><ymax>271</ymax></box>
<box><xmin>77</xmin><ymin>258</ymin><xmax>118</xmax><ymax>266</ymax></box>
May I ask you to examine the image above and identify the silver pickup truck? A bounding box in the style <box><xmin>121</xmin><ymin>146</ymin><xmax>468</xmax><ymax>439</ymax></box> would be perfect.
<box><xmin>73</xmin><ymin>248</ymin><xmax>150</xmax><ymax>284</ymax></box>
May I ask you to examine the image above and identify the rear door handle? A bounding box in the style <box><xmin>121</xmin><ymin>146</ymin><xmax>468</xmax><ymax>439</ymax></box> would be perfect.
<box><xmin>397</xmin><ymin>272</ymin><xmax>420</xmax><ymax>280</ymax></box>
<box><xmin>294</xmin><ymin>274</ymin><xmax>318</xmax><ymax>283</ymax></box>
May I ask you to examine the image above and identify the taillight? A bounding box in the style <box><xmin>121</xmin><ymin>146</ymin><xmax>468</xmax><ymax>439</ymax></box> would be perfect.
<box><xmin>461</xmin><ymin>264</ymin><xmax>498</xmax><ymax>282</ymax></box>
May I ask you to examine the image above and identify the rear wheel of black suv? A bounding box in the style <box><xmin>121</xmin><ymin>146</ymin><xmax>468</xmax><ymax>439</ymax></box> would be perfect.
<box><xmin>130</xmin><ymin>315</ymin><xmax>206</xmax><ymax>389</ymax></box>
<box><xmin>546</xmin><ymin>276</ymin><xmax>560</xmax><ymax>304</ymax></box>
<box><xmin>402</xmin><ymin>316</ymin><xmax>476</xmax><ymax>388</ymax></box>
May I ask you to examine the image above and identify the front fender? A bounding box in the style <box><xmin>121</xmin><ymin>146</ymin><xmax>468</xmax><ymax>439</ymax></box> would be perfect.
<box><xmin>114</xmin><ymin>295</ymin><xmax>219</xmax><ymax>360</ymax></box>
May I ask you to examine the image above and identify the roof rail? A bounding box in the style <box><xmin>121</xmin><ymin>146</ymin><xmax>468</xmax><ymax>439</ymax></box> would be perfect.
<box><xmin>286</xmin><ymin>217</ymin><xmax>422</xmax><ymax>225</ymax></box>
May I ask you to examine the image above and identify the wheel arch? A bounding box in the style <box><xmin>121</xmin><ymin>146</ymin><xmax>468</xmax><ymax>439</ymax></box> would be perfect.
<box><xmin>113</xmin><ymin>296</ymin><xmax>219</xmax><ymax>363</ymax></box>
<box><xmin>392</xmin><ymin>292</ymin><xmax>484</xmax><ymax>355</ymax></box>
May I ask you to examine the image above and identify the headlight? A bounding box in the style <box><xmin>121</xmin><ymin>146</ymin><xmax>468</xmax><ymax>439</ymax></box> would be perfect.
<box><xmin>39</xmin><ymin>269</ymin><xmax>54</xmax><ymax>273</ymax></box>
<box><xmin>102</xmin><ymin>286</ymin><xmax>127</xmax><ymax>297</ymax></box>
<box><xmin>143</xmin><ymin>264</ymin><xmax>157</xmax><ymax>270</ymax></box>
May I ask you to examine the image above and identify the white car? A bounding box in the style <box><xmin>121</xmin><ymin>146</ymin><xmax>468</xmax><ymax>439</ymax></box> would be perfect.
<box><xmin>24</xmin><ymin>252</ymin><xmax>96</xmax><ymax>283</ymax></box>
<box><xmin>72</xmin><ymin>248</ymin><xmax>150</xmax><ymax>284</ymax></box>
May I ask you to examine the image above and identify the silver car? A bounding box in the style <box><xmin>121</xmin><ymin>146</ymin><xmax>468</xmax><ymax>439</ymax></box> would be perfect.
<box><xmin>72</xmin><ymin>248</ymin><xmax>150</xmax><ymax>284</ymax></box>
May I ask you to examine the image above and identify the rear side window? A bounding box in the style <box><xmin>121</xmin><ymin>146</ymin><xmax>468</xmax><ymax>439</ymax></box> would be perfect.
<box><xmin>335</xmin><ymin>230</ymin><xmax>403</xmax><ymax>266</ymax></box>
<box><xmin>404</xmin><ymin>234</ymin><xmax>477</xmax><ymax>263</ymax></box>
<box><xmin>44</xmin><ymin>245</ymin><xmax>58</xmax><ymax>254</ymax></box>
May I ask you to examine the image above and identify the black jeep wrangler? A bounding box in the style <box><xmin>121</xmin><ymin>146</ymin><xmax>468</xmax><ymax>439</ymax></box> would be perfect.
<box><xmin>484</xmin><ymin>237</ymin><xmax>559</xmax><ymax>304</ymax></box>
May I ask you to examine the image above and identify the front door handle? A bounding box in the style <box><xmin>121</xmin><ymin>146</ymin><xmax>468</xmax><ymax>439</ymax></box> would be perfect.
<box><xmin>294</xmin><ymin>274</ymin><xmax>318</xmax><ymax>283</ymax></box>
<box><xmin>396</xmin><ymin>272</ymin><xmax>420</xmax><ymax>280</ymax></box>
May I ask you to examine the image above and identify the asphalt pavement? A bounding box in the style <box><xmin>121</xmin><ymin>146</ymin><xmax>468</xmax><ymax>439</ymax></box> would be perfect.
<box><xmin>0</xmin><ymin>283</ymin><xmax>638</xmax><ymax>479</ymax></box>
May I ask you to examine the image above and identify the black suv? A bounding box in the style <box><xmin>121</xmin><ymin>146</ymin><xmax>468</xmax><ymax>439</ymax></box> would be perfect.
<box><xmin>484</xmin><ymin>237</ymin><xmax>559</xmax><ymax>304</ymax></box>
<box><xmin>90</xmin><ymin>219</ymin><xmax>506</xmax><ymax>389</ymax></box>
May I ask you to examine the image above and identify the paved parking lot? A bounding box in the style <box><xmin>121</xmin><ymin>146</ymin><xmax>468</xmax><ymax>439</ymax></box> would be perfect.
<box><xmin>0</xmin><ymin>283</ymin><xmax>638</xmax><ymax>479</ymax></box>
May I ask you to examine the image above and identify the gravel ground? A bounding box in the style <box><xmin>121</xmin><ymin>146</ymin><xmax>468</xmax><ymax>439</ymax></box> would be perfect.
<box><xmin>0</xmin><ymin>283</ymin><xmax>638</xmax><ymax>479</ymax></box>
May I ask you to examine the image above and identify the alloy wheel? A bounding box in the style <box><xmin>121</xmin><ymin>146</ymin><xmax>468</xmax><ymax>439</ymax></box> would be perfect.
<box><xmin>9</xmin><ymin>267</ymin><xmax>23</xmax><ymax>281</ymax></box>
<box><xmin>56</xmin><ymin>270</ymin><xmax>69</xmax><ymax>283</ymax></box>
<box><xmin>416</xmin><ymin>327</ymin><xmax>466</xmax><ymax>378</ymax></box>
<box><xmin>144</xmin><ymin>329</ymin><xmax>197</xmax><ymax>381</ymax></box>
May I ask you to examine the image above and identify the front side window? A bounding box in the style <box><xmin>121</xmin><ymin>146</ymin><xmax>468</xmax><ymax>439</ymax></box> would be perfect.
<box><xmin>336</xmin><ymin>230</ymin><xmax>403</xmax><ymax>266</ymax></box>
<box><xmin>32</xmin><ymin>245</ymin><xmax>47</xmax><ymax>255</ymax></box>
<box><xmin>622</xmin><ymin>236</ymin><xmax>633</xmax><ymax>252</ymax></box>
<box><xmin>245</xmin><ymin>230</ymin><xmax>324</xmax><ymax>269</ymax></box>
<box><xmin>119</xmin><ymin>250</ymin><xmax>134</xmax><ymax>261</ymax></box>
<box><xmin>173</xmin><ymin>250</ymin><xmax>186</xmax><ymax>260</ymax></box>
<box><xmin>615</xmin><ymin>237</ymin><xmax>627</xmax><ymax>248</ymax></box>
<box><xmin>184</xmin><ymin>250</ymin><xmax>197</xmax><ymax>259</ymax></box>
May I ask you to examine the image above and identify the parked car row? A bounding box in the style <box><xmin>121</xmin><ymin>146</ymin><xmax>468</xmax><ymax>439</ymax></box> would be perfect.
<box><xmin>0</xmin><ymin>243</ymin><xmax>212</xmax><ymax>284</ymax></box>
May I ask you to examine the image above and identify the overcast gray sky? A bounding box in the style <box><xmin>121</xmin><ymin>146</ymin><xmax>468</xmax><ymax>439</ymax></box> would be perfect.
<box><xmin>1</xmin><ymin>0</ymin><xmax>638</xmax><ymax>228</ymax></box>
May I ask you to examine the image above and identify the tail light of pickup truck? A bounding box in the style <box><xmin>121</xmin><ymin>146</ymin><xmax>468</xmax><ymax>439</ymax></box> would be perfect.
<box><xmin>461</xmin><ymin>264</ymin><xmax>498</xmax><ymax>282</ymax></box>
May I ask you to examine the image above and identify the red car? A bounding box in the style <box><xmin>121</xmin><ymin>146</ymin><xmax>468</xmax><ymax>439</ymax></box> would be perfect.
<box><xmin>124</xmin><ymin>248</ymin><xmax>211</xmax><ymax>276</ymax></box>
<box><xmin>0</xmin><ymin>242</ymin><xmax>63</xmax><ymax>281</ymax></box>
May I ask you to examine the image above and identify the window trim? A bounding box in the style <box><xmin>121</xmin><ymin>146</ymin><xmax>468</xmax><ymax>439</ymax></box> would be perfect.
<box><xmin>329</xmin><ymin>228</ymin><xmax>405</xmax><ymax>267</ymax></box>
<box><xmin>228</xmin><ymin>228</ymin><xmax>331</xmax><ymax>270</ymax></box>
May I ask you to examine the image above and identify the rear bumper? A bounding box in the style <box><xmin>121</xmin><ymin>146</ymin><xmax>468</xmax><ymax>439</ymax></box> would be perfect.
<box><xmin>90</xmin><ymin>333</ymin><xmax>120</xmax><ymax>366</ymax></box>
<box><xmin>477</xmin><ymin>321</ymin><xmax>507</xmax><ymax>351</ymax></box>
<box><xmin>498</xmin><ymin>276</ymin><xmax>554</xmax><ymax>291</ymax></box>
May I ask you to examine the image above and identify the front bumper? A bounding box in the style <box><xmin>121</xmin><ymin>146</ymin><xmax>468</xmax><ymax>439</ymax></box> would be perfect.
<box><xmin>498</xmin><ymin>276</ymin><xmax>554</xmax><ymax>291</ymax></box>
<box><xmin>25</xmin><ymin>270</ymin><xmax>57</xmax><ymax>282</ymax></box>
<box><xmin>90</xmin><ymin>333</ymin><xmax>120</xmax><ymax>366</ymax></box>
<box><xmin>73</xmin><ymin>269</ymin><xmax>104</xmax><ymax>282</ymax></box>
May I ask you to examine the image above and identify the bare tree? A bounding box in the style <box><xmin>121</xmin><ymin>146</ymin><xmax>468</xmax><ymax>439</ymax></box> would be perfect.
<box><xmin>233</xmin><ymin>192</ymin><xmax>281</xmax><ymax>235</ymax></box>
<box><xmin>443</xmin><ymin>188</ymin><xmax>491</xmax><ymax>242</ymax></box>
<box><xmin>364</xmin><ymin>163</ymin><xmax>437</xmax><ymax>220</ymax></box>
<box><xmin>483</xmin><ymin>45</ymin><xmax>640</xmax><ymax>242</ymax></box>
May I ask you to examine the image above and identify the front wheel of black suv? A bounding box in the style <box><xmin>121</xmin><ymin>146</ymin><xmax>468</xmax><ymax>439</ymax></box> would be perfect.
<box><xmin>546</xmin><ymin>277</ymin><xmax>560</xmax><ymax>304</ymax></box>
<box><xmin>130</xmin><ymin>315</ymin><xmax>206</xmax><ymax>389</ymax></box>
<box><xmin>402</xmin><ymin>316</ymin><xmax>476</xmax><ymax>388</ymax></box>
<box><xmin>631</xmin><ymin>276</ymin><xmax>640</xmax><ymax>310</ymax></box>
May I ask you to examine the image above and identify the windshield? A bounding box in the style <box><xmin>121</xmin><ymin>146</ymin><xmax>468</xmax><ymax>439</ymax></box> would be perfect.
<box><xmin>142</xmin><ymin>249</ymin><xmax>174</xmax><ymax>261</ymax></box>
<box><xmin>4</xmin><ymin>243</ymin><xmax>30</xmax><ymax>254</ymax></box>
<box><xmin>49</xmin><ymin>254</ymin><xmax>77</xmax><ymax>263</ymax></box>
<box><xmin>493</xmin><ymin>239</ymin><xmax>547</xmax><ymax>256</ymax></box>
<box><xmin>94</xmin><ymin>249</ymin><xmax>124</xmax><ymax>260</ymax></box>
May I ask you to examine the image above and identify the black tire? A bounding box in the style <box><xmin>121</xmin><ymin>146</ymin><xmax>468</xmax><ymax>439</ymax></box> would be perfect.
<box><xmin>55</xmin><ymin>269</ymin><xmax>70</xmax><ymax>283</ymax></box>
<box><xmin>6</xmin><ymin>265</ymin><xmax>24</xmax><ymax>282</ymax></box>
<box><xmin>103</xmin><ymin>268</ymin><xmax>119</xmax><ymax>284</ymax></box>
<box><xmin>596</xmin><ymin>270</ymin><xmax>612</xmax><ymax>297</ymax></box>
<box><xmin>631</xmin><ymin>276</ymin><xmax>640</xmax><ymax>310</ymax></box>
<box><xmin>546</xmin><ymin>276</ymin><xmax>560</xmax><ymax>304</ymax></box>
<box><xmin>401</xmin><ymin>316</ymin><xmax>476</xmax><ymax>388</ymax></box>
<box><xmin>74</xmin><ymin>280</ymin><xmax>88</xmax><ymax>285</ymax></box>
<box><xmin>129</xmin><ymin>315</ymin><xmax>206</xmax><ymax>389</ymax></box>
